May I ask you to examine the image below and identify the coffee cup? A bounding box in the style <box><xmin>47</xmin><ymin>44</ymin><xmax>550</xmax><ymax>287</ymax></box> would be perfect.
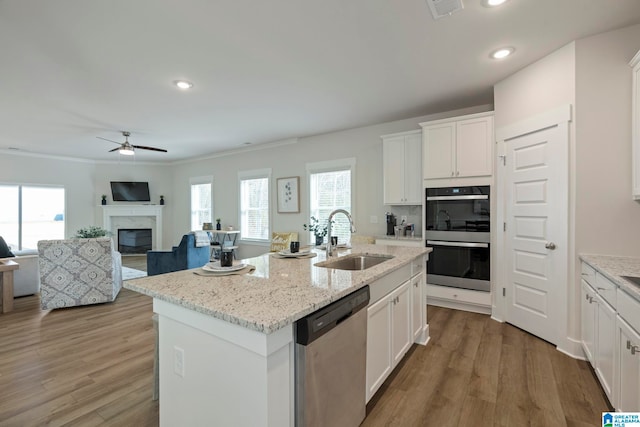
<box><xmin>290</xmin><ymin>241</ymin><xmax>300</xmax><ymax>253</ymax></box>
<box><xmin>220</xmin><ymin>250</ymin><xmax>233</xmax><ymax>267</ymax></box>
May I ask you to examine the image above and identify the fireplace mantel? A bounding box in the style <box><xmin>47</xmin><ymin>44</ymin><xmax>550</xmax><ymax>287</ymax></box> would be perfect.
<box><xmin>102</xmin><ymin>205</ymin><xmax>163</xmax><ymax>250</ymax></box>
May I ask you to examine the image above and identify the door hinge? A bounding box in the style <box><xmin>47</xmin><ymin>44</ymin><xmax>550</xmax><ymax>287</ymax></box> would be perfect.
<box><xmin>499</xmin><ymin>155</ymin><xmax>506</xmax><ymax>166</ymax></box>
<box><xmin>503</xmin><ymin>222</ymin><xmax>507</xmax><ymax>232</ymax></box>
<box><xmin>502</xmin><ymin>288</ymin><xmax>506</xmax><ymax>297</ymax></box>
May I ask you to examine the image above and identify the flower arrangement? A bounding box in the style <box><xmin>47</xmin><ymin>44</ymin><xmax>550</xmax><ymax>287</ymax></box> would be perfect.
<box><xmin>75</xmin><ymin>226</ymin><xmax>111</xmax><ymax>238</ymax></box>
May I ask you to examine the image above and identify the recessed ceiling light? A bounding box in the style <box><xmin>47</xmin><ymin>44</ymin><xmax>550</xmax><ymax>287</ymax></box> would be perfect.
<box><xmin>174</xmin><ymin>80</ymin><xmax>194</xmax><ymax>90</ymax></box>
<box><xmin>482</xmin><ymin>0</ymin><xmax>508</xmax><ymax>7</ymax></box>
<box><xmin>243</xmin><ymin>142</ymin><xmax>252</xmax><ymax>145</ymax></box>
<box><xmin>490</xmin><ymin>47</ymin><xmax>515</xmax><ymax>59</ymax></box>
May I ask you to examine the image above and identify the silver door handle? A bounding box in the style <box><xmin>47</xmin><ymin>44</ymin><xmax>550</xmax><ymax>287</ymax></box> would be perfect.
<box><xmin>545</xmin><ymin>242</ymin><xmax>556</xmax><ymax>250</ymax></box>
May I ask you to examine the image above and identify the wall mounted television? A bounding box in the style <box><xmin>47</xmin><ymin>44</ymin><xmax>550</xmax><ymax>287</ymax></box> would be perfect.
<box><xmin>110</xmin><ymin>181</ymin><xmax>151</xmax><ymax>202</ymax></box>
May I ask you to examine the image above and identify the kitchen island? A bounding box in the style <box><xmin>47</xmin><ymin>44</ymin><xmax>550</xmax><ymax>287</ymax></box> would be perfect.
<box><xmin>125</xmin><ymin>243</ymin><xmax>431</xmax><ymax>427</ymax></box>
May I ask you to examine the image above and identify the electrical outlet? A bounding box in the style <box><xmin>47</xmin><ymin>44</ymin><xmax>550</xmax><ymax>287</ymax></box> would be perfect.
<box><xmin>401</xmin><ymin>215</ymin><xmax>407</xmax><ymax>223</ymax></box>
<box><xmin>174</xmin><ymin>346</ymin><xmax>185</xmax><ymax>377</ymax></box>
<box><xmin>370</xmin><ymin>215</ymin><xmax>378</xmax><ymax>224</ymax></box>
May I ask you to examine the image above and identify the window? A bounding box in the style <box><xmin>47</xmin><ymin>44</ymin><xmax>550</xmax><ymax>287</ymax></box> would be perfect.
<box><xmin>190</xmin><ymin>176</ymin><xmax>213</xmax><ymax>231</ymax></box>
<box><xmin>307</xmin><ymin>158</ymin><xmax>355</xmax><ymax>244</ymax></box>
<box><xmin>239</xmin><ymin>169</ymin><xmax>270</xmax><ymax>241</ymax></box>
<box><xmin>0</xmin><ymin>184</ymin><xmax>65</xmax><ymax>251</ymax></box>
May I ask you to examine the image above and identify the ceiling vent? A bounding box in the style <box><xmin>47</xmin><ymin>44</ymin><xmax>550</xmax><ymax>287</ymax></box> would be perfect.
<box><xmin>426</xmin><ymin>0</ymin><xmax>464</xmax><ymax>19</ymax></box>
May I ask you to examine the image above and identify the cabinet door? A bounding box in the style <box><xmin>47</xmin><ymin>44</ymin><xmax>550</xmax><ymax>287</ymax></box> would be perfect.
<box><xmin>581</xmin><ymin>280</ymin><xmax>596</xmax><ymax>364</ymax></box>
<box><xmin>404</xmin><ymin>133</ymin><xmax>423</xmax><ymax>204</ymax></box>
<box><xmin>383</xmin><ymin>136</ymin><xmax>406</xmax><ymax>204</ymax></box>
<box><xmin>617</xmin><ymin>316</ymin><xmax>640</xmax><ymax>411</ymax></box>
<box><xmin>366</xmin><ymin>296</ymin><xmax>392</xmax><ymax>402</ymax></box>
<box><xmin>423</xmin><ymin>123</ymin><xmax>455</xmax><ymax>179</ymax></box>
<box><xmin>391</xmin><ymin>281</ymin><xmax>412</xmax><ymax>367</ymax></box>
<box><xmin>455</xmin><ymin>116</ymin><xmax>493</xmax><ymax>178</ymax></box>
<box><xmin>595</xmin><ymin>292</ymin><xmax>617</xmax><ymax>402</ymax></box>
<box><xmin>411</xmin><ymin>273</ymin><xmax>424</xmax><ymax>342</ymax></box>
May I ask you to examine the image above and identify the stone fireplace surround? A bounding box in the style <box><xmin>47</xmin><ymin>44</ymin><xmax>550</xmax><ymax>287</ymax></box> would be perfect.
<box><xmin>102</xmin><ymin>205</ymin><xmax>163</xmax><ymax>251</ymax></box>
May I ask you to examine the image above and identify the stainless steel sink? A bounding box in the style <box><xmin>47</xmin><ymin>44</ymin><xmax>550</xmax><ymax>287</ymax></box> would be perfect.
<box><xmin>314</xmin><ymin>253</ymin><xmax>394</xmax><ymax>271</ymax></box>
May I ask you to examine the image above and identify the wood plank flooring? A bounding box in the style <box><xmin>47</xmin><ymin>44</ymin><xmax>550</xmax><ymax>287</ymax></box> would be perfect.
<box><xmin>0</xmin><ymin>259</ymin><xmax>611</xmax><ymax>426</ymax></box>
<box><xmin>363</xmin><ymin>306</ymin><xmax>612</xmax><ymax>427</ymax></box>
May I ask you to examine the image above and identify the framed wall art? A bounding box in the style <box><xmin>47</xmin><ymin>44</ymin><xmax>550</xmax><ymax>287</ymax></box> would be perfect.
<box><xmin>277</xmin><ymin>176</ymin><xmax>300</xmax><ymax>213</ymax></box>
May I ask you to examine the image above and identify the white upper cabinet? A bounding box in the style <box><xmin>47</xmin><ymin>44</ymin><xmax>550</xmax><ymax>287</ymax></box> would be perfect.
<box><xmin>382</xmin><ymin>130</ymin><xmax>422</xmax><ymax>205</ymax></box>
<box><xmin>420</xmin><ymin>112</ymin><xmax>494</xmax><ymax>180</ymax></box>
<box><xmin>630</xmin><ymin>49</ymin><xmax>640</xmax><ymax>199</ymax></box>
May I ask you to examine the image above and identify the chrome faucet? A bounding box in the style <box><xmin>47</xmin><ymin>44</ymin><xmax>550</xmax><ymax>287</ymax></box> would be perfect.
<box><xmin>326</xmin><ymin>209</ymin><xmax>356</xmax><ymax>257</ymax></box>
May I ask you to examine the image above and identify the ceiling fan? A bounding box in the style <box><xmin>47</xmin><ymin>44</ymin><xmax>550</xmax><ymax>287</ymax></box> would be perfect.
<box><xmin>97</xmin><ymin>131</ymin><xmax>167</xmax><ymax>156</ymax></box>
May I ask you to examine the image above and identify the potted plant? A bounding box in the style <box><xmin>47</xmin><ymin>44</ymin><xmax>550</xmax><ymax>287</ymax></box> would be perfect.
<box><xmin>101</xmin><ymin>195</ymin><xmax>107</xmax><ymax>205</ymax></box>
<box><xmin>303</xmin><ymin>216</ymin><xmax>329</xmax><ymax>246</ymax></box>
<box><xmin>216</xmin><ymin>218</ymin><xmax>221</xmax><ymax>230</ymax></box>
<box><xmin>75</xmin><ymin>226</ymin><xmax>111</xmax><ymax>238</ymax></box>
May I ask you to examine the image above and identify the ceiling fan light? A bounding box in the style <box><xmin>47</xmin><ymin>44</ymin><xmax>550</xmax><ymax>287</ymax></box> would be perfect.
<box><xmin>119</xmin><ymin>147</ymin><xmax>135</xmax><ymax>155</ymax></box>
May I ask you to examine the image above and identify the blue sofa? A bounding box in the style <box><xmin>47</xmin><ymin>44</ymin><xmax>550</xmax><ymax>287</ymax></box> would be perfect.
<box><xmin>147</xmin><ymin>234</ymin><xmax>210</xmax><ymax>276</ymax></box>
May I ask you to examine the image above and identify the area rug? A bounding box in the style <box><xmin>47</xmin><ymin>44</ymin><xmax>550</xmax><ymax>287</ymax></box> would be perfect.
<box><xmin>122</xmin><ymin>266</ymin><xmax>147</xmax><ymax>281</ymax></box>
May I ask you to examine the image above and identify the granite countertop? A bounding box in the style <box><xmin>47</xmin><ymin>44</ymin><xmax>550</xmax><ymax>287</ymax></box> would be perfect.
<box><xmin>579</xmin><ymin>254</ymin><xmax>640</xmax><ymax>301</ymax></box>
<box><xmin>125</xmin><ymin>244</ymin><xmax>431</xmax><ymax>334</ymax></box>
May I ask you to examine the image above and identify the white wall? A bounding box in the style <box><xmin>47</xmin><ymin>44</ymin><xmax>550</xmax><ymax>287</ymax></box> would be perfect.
<box><xmin>575</xmin><ymin>24</ymin><xmax>640</xmax><ymax>257</ymax></box>
<box><xmin>0</xmin><ymin>152</ymin><xmax>96</xmax><ymax>241</ymax></box>
<box><xmin>493</xmin><ymin>23</ymin><xmax>640</xmax><ymax>352</ymax></box>
<box><xmin>170</xmin><ymin>105</ymin><xmax>492</xmax><ymax>258</ymax></box>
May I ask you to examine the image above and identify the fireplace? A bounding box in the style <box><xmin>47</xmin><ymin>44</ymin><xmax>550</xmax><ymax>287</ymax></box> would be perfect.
<box><xmin>118</xmin><ymin>229</ymin><xmax>152</xmax><ymax>254</ymax></box>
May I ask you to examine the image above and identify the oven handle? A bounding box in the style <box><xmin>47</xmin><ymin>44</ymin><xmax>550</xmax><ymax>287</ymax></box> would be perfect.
<box><xmin>427</xmin><ymin>240</ymin><xmax>489</xmax><ymax>248</ymax></box>
<box><xmin>426</xmin><ymin>195</ymin><xmax>489</xmax><ymax>201</ymax></box>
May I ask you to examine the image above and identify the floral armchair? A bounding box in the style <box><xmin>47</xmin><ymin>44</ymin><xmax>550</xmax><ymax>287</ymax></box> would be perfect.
<box><xmin>38</xmin><ymin>237</ymin><xmax>123</xmax><ymax>310</ymax></box>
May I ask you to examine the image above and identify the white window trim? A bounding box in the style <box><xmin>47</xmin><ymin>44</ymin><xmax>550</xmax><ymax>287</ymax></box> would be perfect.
<box><xmin>238</xmin><ymin>168</ymin><xmax>272</xmax><ymax>243</ymax></box>
<box><xmin>305</xmin><ymin>157</ymin><xmax>356</xmax><ymax>239</ymax></box>
<box><xmin>189</xmin><ymin>175</ymin><xmax>213</xmax><ymax>231</ymax></box>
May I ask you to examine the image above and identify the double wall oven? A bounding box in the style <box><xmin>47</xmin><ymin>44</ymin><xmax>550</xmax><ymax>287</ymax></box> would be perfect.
<box><xmin>425</xmin><ymin>186</ymin><xmax>490</xmax><ymax>292</ymax></box>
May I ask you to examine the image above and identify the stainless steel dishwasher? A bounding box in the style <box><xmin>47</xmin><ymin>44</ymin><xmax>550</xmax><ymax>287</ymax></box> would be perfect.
<box><xmin>295</xmin><ymin>285</ymin><xmax>370</xmax><ymax>427</ymax></box>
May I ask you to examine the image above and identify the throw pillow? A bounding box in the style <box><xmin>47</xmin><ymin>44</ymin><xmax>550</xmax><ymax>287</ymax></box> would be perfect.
<box><xmin>270</xmin><ymin>232</ymin><xmax>299</xmax><ymax>252</ymax></box>
<box><xmin>0</xmin><ymin>236</ymin><xmax>15</xmax><ymax>258</ymax></box>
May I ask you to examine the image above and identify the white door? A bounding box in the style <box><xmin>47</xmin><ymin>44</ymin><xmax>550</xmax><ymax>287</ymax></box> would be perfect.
<box><xmin>503</xmin><ymin>121</ymin><xmax>568</xmax><ymax>345</ymax></box>
<box><xmin>365</xmin><ymin>296</ymin><xmax>392</xmax><ymax>402</ymax></box>
<box><xmin>391</xmin><ymin>281</ymin><xmax>411</xmax><ymax>366</ymax></box>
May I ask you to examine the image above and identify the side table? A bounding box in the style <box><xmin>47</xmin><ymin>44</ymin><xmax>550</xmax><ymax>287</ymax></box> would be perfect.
<box><xmin>0</xmin><ymin>259</ymin><xmax>19</xmax><ymax>313</ymax></box>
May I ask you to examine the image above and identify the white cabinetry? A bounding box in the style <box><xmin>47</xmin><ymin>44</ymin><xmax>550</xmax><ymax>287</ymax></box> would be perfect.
<box><xmin>580</xmin><ymin>264</ymin><xmax>616</xmax><ymax>403</ymax></box>
<box><xmin>366</xmin><ymin>256</ymin><xmax>429</xmax><ymax>403</ymax></box>
<box><xmin>390</xmin><ymin>282</ymin><xmax>411</xmax><ymax>366</ymax></box>
<box><xmin>411</xmin><ymin>272</ymin><xmax>424</xmax><ymax>342</ymax></box>
<box><xmin>630</xmin><ymin>49</ymin><xmax>640</xmax><ymax>199</ymax></box>
<box><xmin>616</xmin><ymin>316</ymin><xmax>640</xmax><ymax>411</ymax></box>
<box><xmin>616</xmin><ymin>288</ymin><xmax>640</xmax><ymax>411</ymax></box>
<box><xmin>420</xmin><ymin>112</ymin><xmax>493</xmax><ymax>181</ymax></box>
<box><xmin>366</xmin><ymin>280</ymin><xmax>410</xmax><ymax>401</ymax></box>
<box><xmin>382</xmin><ymin>130</ymin><xmax>422</xmax><ymax>205</ymax></box>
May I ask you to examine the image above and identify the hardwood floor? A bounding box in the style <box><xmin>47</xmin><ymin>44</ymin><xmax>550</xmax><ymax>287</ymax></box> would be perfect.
<box><xmin>0</xmin><ymin>262</ymin><xmax>610</xmax><ymax>426</ymax></box>
<box><xmin>363</xmin><ymin>306</ymin><xmax>612</xmax><ymax>427</ymax></box>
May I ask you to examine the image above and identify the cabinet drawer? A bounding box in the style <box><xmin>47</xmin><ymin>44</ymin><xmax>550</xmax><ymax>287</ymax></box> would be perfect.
<box><xmin>618</xmin><ymin>289</ymin><xmax>640</xmax><ymax>334</ymax></box>
<box><xmin>411</xmin><ymin>256</ymin><xmax>424</xmax><ymax>277</ymax></box>
<box><xmin>369</xmin><ymin>264</ymin><xmax>411</xmax><ymax>305</ymax></box>
<box><xmin>581</xmin><ymin>262</ymin><xmax>596</xmax><ymax>286</ymax></box>
<box><xmin>595</xmin><ymin>272</ymin><xmax>617</xmax><ymax>309</ymax></box>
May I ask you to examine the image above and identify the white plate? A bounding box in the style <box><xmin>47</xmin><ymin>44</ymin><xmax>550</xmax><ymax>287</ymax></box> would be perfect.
<box><xmin>202</xmin><ymin>262</ymin><xmax>247</xmax><ymax>272</ymax></box>
<box><xmin>278</xmin><ymin>249</ymin><xmax>311</xmax><ymax>257</ymax></box>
